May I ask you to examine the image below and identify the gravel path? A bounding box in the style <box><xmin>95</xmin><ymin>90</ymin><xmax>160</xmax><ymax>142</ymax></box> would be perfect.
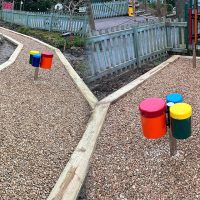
<box><xmin>0</xmin><ymin>28</ymin><xmax>90</xmax><ymax>199</ymax></box>
<box><xmin>84</xmin><ymin>58</ymin><xmax>200</xmax><ymax>199</ymax></box>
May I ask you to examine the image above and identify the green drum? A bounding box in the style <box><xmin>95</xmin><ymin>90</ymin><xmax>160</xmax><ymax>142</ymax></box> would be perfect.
<box><xmin>170</xmin><ymin>103</ymin><xmax>192</xmax><ymax>139</ymax></box>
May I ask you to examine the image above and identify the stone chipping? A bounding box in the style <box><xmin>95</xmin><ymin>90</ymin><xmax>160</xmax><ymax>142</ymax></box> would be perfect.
<box><xmin>84</xmin><ymin>58</ymin><xmax>200</xmax><ymax>200</ymax></box>
<box><xmin>0</xmin><ymin>28</ymin><xmax>90</xmax><ymax>200</ymax></box>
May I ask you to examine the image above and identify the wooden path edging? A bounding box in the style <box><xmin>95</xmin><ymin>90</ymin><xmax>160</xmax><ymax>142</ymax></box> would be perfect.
<box><xmin>48</xmin><ymin>55</ymin><xmax>181</xmax><ymax>200</ymax></box>
<box><xmin>48</xmin><ymin>103</ymin><xmax>110</xmax><ymax>200</ymax></box>
<box><xmin>0</xmin><ymin>33</ymin><xmax>23</xmax><ymax>71</ymax></box>
<box><xmin>0</xmin><ymin>27</ymin><xmax>98</xmax><ymax>109</ymax></box>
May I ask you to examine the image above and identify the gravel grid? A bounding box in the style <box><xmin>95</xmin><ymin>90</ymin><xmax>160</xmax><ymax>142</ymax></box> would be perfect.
<box><xmin>84</xmin><ymin>58</ymin><xmax>200</xmax><ymax>200</ymax></box>
<box><xmin>0</xmin><ymin>29</ymin><xmax>90</xmax><ymax>199</ymax></box>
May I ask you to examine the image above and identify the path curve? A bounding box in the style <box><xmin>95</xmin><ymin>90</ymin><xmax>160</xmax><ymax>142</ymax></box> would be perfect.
<box><xmin>0</xmin><ymin>28</ymin><xmax>92</xmax><ymax>200</ymax></box>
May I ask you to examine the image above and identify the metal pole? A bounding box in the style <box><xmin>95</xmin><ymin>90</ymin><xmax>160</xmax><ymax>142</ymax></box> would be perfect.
<box><xmin>169</xmin><ymin>128</ymin><xmax>177</xmax><ymax>156</ymax></box>
<box><xmin>167</xmin><ymin>102</ymin><xmax>177</xmax><ymax>156</ymax></box>
<box><xmin>193</xmin><ymin>42</ymin><xmax>197</xmax><ymax>68</ymax></box>
<box><xmin>12</xmin><ymin>0</ymin><xmax>14</xmax><ymax>10</ymax></box>
<box><xmin>20</xmin><ymin>1</ymin><xmax>22</xmax><ymax>11</ymax></box>
<box><xmin>2</xmin><ymin>0</ymin><xmax>4</xmax><ymax>10</ymax></box>
<box><xmin>34</xmin><ymin>68</ymin><xmax>39</xmax><ymax>80</ymax></box>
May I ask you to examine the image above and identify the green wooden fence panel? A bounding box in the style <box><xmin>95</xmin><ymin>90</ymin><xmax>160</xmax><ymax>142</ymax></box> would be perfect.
<box><xmin>0</xmin><ymin>10</ymin><xmax>87</xmax><ymax>35</ymax></box>
<box><xmin>87</xmin><ymin>20</ymin><xmax>187</xmax><ymax>82</ymax></box>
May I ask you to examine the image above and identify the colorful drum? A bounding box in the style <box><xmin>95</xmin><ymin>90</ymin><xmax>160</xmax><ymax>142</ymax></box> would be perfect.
<box><xmin>166</xmin><ymin>93</ymin><xmax>183</xmax><ymax>104</ymax></box>
<box><xmin>29</xmin><ymin>50</ymin><xmax>40</xmax><ymax>64</ymax></box>
<box><xmin>166</xmin><ymin>93</ymin><xmax>183</xmax><ymax>126</ymax></box>
<box><xmin>32</xmin><ymin>54</ymin><xmax>41</xmax><ymax>67</ymax></box>
<box><xmin>139</xmin><ymin>98</ymin><xmax>167</xmax><ymax>139</ymax></box>
<box><xmin>170</xmin><ymin>103</ymin><xmax>192</xmax><ymax>139</ymax></box>
<box><xmin>40</xmin><ymin>52</ymin><xmax>53</xmax><ymax>69</ymax></box>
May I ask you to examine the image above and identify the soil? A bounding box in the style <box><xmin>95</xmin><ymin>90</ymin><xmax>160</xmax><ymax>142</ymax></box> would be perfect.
<box><xmin>0</xmin><ymin>37</ymin><xmax>16</xmax><ymax>65</ymax></box>
<box><xmin>87</xmin><ymin>58</ymin><xmax>169</xmax><ymax>100</ymax></box>
<box><xmin>63</xmin><ymin>47</ymin><xmax>88</xmax><ymax>78</ymax></box>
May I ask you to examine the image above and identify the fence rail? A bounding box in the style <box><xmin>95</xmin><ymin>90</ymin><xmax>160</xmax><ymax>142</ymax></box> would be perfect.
<box><xmin>87</xmin><ymin>20</ymin><xmax>187</xmax><ymax>82</ymax></box>
<box><xmin>0</xmin><ymin>10</ymin><xmax>88</xmax><ymax>35</ymax></box>
<box><xmin>92</xmin><ymin>1</ymin><xmax>128</xmax><ymax>19</ymax></box>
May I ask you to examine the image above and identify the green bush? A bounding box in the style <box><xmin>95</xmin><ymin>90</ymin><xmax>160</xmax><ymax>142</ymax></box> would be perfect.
<box><xmin>16</xmin><ymin>26</ymin><xmax>85</xmax><ymax>49</ymax></box>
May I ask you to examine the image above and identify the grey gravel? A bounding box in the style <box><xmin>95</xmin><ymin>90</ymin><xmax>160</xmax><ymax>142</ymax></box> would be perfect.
<box><xmin>84</xmin><ymin>58</ymin><xmax>200</xmax><ymax>200</ymax></box>
<box><xmin>0</xmin><ymin>28</ymin><xmax>90</xmax><ymax>200</ymax></box>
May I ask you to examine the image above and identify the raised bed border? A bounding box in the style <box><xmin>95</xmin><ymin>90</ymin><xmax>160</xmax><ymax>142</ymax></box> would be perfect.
<box><xmin>0</xmin><ymin>33</ymin><xmax>23</xmax><ymax>71</ymax></box>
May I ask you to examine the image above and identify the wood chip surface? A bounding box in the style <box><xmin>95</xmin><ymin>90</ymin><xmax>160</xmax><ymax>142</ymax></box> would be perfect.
<box><xmin>84</xmin><ymin>58</ymin><xmax>200</xmax><ymax>200</ymax></box>
<box><xmin>0</xmin><ymin>28</ymin><xmax>90</xmax><ymax>200</ymax></box>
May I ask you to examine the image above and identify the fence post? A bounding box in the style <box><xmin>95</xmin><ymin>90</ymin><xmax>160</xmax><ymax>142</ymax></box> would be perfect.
<box><xmin>12</xmin><ymin>10</ymin><xmax>14</xmax><ymax>24</ymax></box>
<box><xmin>49</xmin><ymin>13</ymin><xmax>53</xmax><ymax>32</ymax></box>
<box><xmin>26</xmin><ymin>12</ymin><xmax>29</xmax><ymax>26</ymax></box>
<box><xmin>133</xmin><ymin>27</ymin><xmax>141</xmax><ymax>68</ymax></box>
<box><xmin>184</xmin><ymin>3</ymin><xmax>189</xmax><ymax>50</ymax></box>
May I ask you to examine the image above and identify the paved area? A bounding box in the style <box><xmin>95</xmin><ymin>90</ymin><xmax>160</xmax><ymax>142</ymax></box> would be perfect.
<box><xmin>95</xmin><ymin>15</ymin><xmax>155</xmax><ymax>30</ymax></box>
<box><xmin>0</xmin><ymin>28</ymin><xmax>90</xmax><ymax>200</ymax></box>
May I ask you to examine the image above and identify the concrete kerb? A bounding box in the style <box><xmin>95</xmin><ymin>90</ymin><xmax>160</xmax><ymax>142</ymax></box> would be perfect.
<box><xmin>0</xmin><ymin>33</ymin><xmax>23</xmax><ymax>71</ymax></box>
<box><xmin>0</xmin><ymin>27</ymin><xmax>98</xmax><ymax>109</ymax></box>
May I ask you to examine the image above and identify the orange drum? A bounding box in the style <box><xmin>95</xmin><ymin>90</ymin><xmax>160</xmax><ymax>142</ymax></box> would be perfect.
<box><xmin>139</xmin><ymin>98</ymin><xmax>167</xmax><ymax>139</ymax></box>
<box><xmin>40</xmin><ymin>52</ymin><xmax>53</xmax><ymax>69</ymax></box>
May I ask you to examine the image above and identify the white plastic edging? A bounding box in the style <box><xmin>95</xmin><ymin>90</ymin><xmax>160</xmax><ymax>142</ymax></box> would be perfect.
<box><xmin>0</xmin><ymin>33</ymin><xmax>23</xmax><ymax>71</ymax></box>
<box><xmin>0</xmin><ymin>27</ymin><xmax>98</xmax><ymax>109</ymax></box>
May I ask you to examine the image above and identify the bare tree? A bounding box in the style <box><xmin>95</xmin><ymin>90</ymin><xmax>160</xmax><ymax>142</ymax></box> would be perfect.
<box><xmin>86</xmin><ymin>0</ymin><xmax>95</xmax><ymax>31</ymax></box>
<box><xmin>157</xmin><ymin>0</ymin><xmax>162</xmax><ymax>18</ymax></box>
<box><xmin>62</xmin><ymin>0</ymin><xmax>85</xmax><ymax>33</ymax></box>
<box><xmin>63</xmin><ymin>0</ymin><xmax>85</xmax><ymax>15</ymax></box>
<box><xmin>175</xmin><ymin>0</ymin><xmax>188</xmax><ymax>20</ymax></box>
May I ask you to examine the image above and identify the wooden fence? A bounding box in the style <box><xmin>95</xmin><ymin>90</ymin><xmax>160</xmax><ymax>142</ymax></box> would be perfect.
<box><xmin>92</xmin><ymin>1</ymin><xmax>128</xmax><ymax>19</ymax></box>
<box><xmin>86</xmin><ymin>20</ymin><xmax>187</xmax><ymax>82</ymax></box>
<box><xmin>0</xmin><ymin>10</ymin><xmax>88</xmax><ymax>35</ymax></box>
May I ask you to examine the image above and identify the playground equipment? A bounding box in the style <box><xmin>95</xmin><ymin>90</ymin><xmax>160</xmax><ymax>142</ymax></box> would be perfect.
<box><xmin>128</xmin><ymin>0</ymin><xmax>135</xmax><ymax>17</ymax></box>
<box><xmin>139</xmin><ymin>93</ymin><xmax>192</xmax><ymax>157</ymax></box>
<box><xmin>29</xmin><ymin>50</ymin><xmax>53</xmax><ymax>80</ymax></box>
<box><xmin>40</xmin><ymin>52</ymin><xmax>53</xmax><ymax>69</ymax></box>
<box><xmin>170</xmin><ymin>103</ymin><xmax>192</xmax><ymax>139</ymax></box>
<box><xmin>139</xmin><ymin>98</ymin><xmax>167</xmax><ymax>139</ymax></box>
<box><xmin>185</xmin><ymin>0</ymin><xmax>198</xmax><ymax>67</ymax></box>
<box><xmin>29</xmin><ymin>50</ymin><xmax>40</xmax><ymax>64</ymax></box>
